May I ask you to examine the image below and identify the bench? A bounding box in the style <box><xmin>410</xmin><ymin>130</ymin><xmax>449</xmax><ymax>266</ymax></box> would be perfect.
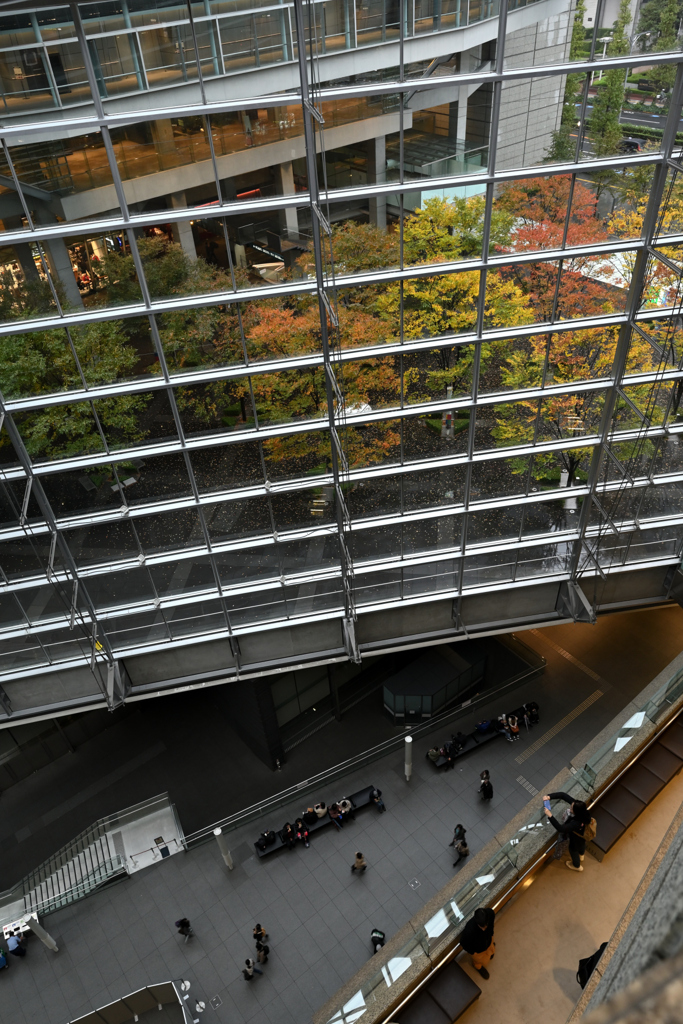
<box><xmin>589</xmin><ymin>713</ymin><xmax>683</xmax><ymax>860</ymax></box>
<box><xmin>426</xmin><ymin>702</ymin><xmax>538</xmax><ymax>769</ymax></box>
<box><xmin>253</xmin><ymin>784</ymin><xmax>379</xmax><ymax>858</ymax></box>
<box><xmin>393</xmin><ymin>960</ymin><xmax>480</xmax><ymax>1024</ymax></box>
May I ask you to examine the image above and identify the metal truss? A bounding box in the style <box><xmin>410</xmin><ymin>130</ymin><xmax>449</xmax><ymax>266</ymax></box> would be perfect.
<box><xmin>0</xmin><ymin>0</ymin><xmax>682</xmax><ymax>690</ymax></box>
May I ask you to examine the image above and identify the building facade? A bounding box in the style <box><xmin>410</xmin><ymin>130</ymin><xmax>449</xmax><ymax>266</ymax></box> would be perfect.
<box><xmin>0</xmin><ymin>0</ymin><xmax>681</xmax><ymax>729</ymax></box>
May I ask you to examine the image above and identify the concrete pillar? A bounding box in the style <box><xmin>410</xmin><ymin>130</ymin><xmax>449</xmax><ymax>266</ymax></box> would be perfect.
<box><xmin>450</xmin><ymin>95</ymin><xmax>468</xmax><ymax>144</ymax></box>
<box><xmin>277</xmin><ymin>161</ymin><xmax>299</xmax><ymax>238</ymax></box>
<box><xmin>43</xmin><ymin>235</ymin><xmax>84</xmax><ymax>308</ymax></box>
<box><xmin>12</xmin><ymin>241</ymin><xmax>40</xmax><ymax>283</ymax></box>
<box><xmin>169</xmin><ymin>192</ymin><xmax>197</xmax><ymax>260</ymax></box>
<box><xmin>12</xmin><ymin>210</ymin><xmax>83</xmax><ymax>309</ymax></box>
<box><xmin>213</xmin><ymin>678</ymin><xmax>285</xmax><ymax>771</ymax></box>
<box><xmin>150</xmin><ymin>118</ymin><xmax>177</xmax><ymax>169</ymax></box>
<box><xmin>367</xmin><ymin>136</ymin><xmax>387</xmax><ymax>229</ymax></box>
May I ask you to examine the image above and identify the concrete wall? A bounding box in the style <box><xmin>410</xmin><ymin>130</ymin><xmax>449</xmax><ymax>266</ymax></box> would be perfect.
<box><xmin>495</xmin><ymin>3</ymin><xmax>573</xmax><ymax>171</ymax></box>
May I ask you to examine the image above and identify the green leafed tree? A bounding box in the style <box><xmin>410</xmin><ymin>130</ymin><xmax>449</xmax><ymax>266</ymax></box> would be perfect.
<box><xmin>547</xmin><ymin>0</ymin><xmax>588</xmax><ymax>162</ymax></box>
<box><xmin>1</xmin><ymin>320</ymin><xmax>150</xmax><ymax>459</ymax></box>
<box><xmin>588</xmin><ymin>0</ymin><xmax>632</xmax><ymax>157</ymax></box>
<box><xmin>650</xmin><ymin>0</ymin><xmax>680</xmax><ymax>92</ymax></box>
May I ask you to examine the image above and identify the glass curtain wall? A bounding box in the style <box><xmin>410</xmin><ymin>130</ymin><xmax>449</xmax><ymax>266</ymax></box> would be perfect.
<box><xmin>0</xmin><ymin>0</ymin><xmax>682</xmax><ymax>685</ymax></box>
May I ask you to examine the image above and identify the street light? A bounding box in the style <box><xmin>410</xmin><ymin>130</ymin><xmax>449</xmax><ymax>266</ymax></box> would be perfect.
<box><xmin>597</xmin><ymin>37</ymin><xmax>611</xmax><ymax>81</ymax></box>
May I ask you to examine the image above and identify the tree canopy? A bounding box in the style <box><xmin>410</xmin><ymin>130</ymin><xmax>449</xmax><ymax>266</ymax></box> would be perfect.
<box><xmin>588</xmin><ymin>0</ymin><xmax>633</xmax><ymax>157</ymax></box>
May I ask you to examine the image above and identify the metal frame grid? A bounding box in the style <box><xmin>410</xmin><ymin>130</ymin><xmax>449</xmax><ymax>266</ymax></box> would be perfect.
<box><xmin>0</xmin><ymin>0</ymin><xmax>682</xmax><ymax>703</ymax></box>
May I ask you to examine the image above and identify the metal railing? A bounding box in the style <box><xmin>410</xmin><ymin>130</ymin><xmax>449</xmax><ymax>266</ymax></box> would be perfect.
<box><xmin>183</xmin><ymin>638</ymin><xmax>545</xmax><ymax>848</ymax></box>
<box><xmin>0</xmin><ymin>792</ymin><xmax>179</xmax><ymax>923</ymax></box>
<box><xmin>323</xmin><ymin>662</ymin><xmax>683</xmax><ymax>1024</ymax></box>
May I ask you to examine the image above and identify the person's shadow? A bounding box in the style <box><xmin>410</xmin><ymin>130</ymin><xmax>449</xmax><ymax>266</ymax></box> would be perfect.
<box><xmin>553</xmin><ymin>966</ymin><xmax>580</xmax><ymax>1000</ymax></box>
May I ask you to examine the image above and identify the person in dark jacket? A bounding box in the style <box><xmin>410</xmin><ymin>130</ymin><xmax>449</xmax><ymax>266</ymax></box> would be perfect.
<box><xmin>543</xmin><ymin>792</ymin><xmax>591</xmax><ymax>871</ymax></box>
<box><xmin>175</xmin><ymin>918</ymin><xmax>194</xmax><ymax>943</ymax></box>
<box><xmin>303</xmin><ymin>807</ymin><xmax>318</xmax><ymax>826</ymax></box>
<box><xmin>460</xmin><ymin>908</ymin><xmax>496</xmax><ymax>979</ymax></box>
<box><xmin>281</xmin><ymin>822</ymin><xmax>296</xmax><ymax>849</ymax></box>
<box><xmin>256</xmin><ymin>940</ymin><xmax>269</xmax><ymax>964</ymax></box>
<box><xmin>294</xmin><ymin>817</ymin><xmax>310</xmax><ymax>848</ymax></box>
<box><xmin>329</xmin><ymin>803</ymin><xmax>344</xmax><ymax>830</ymax></box>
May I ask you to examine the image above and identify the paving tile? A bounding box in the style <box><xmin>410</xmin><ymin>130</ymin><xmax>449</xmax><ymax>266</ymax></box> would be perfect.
<box><xmin>5</xmin><ymin>617</ymin><xmax>667</xmax><ymax>1024</ymax></box>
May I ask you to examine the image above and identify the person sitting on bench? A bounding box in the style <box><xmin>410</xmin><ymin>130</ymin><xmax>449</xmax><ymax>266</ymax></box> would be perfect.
<box><xmin>281</xmin><ymin>822</ymin><xmax>296</xmax><ymax>849</ymax></box>
<box><xmin>314</xmin><ymin>801</ymin><xmax>327</xmax><ymax>818</ymax></box>
<box><xmin>329</xmin><ymin>803</ymin><xmax>344</xmax><ymax>830</ymax></box>
<box><xmin>428</xmin><ymin>746</ymin><xmax>441</xmax><ymax>762</ymax></box>
<box><xmin>497</xmin><ymin>716</ymin><xmax>513</xmax><ymax>742</ymax></box>
<box><xmin>338</xmin><ymin>797</ymin><xmax>354</xmax><ymax>821</ymax></box>
<box><xmin>451</xmin><ymin>731</ymin><xmax>468</xmax><ymax>753</ymax></box>
<box><xmin>303</xmin><ymin>807</ymin><xmax>318</xmax><ymax>825</ymax></box>
<box><xmin>294</xmin><ymin>817</ymin><xmax>310</xmax><ymax>848</ymax></box>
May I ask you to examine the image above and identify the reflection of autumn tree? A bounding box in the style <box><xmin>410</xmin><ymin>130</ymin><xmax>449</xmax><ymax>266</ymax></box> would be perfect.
<box><xmin>492</xmin><ymin>174</ymin><xmax>659</xmax><ymax>483</ymax></box>
<box><xmin>492</xmin><ymin>323</ymin><xmax>657</xmax><ymax>484</ymax></box>
<box><xmin>496</xmin><ymin>175</ymin><xmax>618</xmax><ymax>319</ymax></box>
<box><xmin>375</xmin><ymin>198</ymin><xmax>527</xmax><ymax>402</ymax></box>
<box><xmin>104</xmin><ymin>236</ymin><xmax>251</xmax><ymax>423</ymax></box>
<box><xmin>325</xmin><ymin>221</ymin><xmax>399</xmax><ymax>274</ymax></box>
<box><xmin>235</xmin><ymin>303</ymin><xmax>401</xmax><ymax>468</ymax></box>
<box><xmin>608</xmin><ymin>185</ymin><xmax>683</xmax><ymax>308</ymax></box>
<box><xmin>1</xmin><ymin>321</ymin><xmax>149</xmax><ymax>458</ymax></box>
<box><xmin>402</xmin><ymin>196</ymin><xmax>512</xmax><ymax>263</ymax></box>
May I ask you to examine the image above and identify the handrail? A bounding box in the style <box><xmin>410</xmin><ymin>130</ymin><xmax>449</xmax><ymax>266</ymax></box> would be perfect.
<box><xmin>183</xmin><ymin>648</ymin><xmax>545</xmax><ymax>847</ymax></box>
<box><xmin>321</xmin><ymin>661</ymin><xmax>683</xmax><ymax>1024</ymax></box>
<box><xmin>0</xmin><ymin>855</ymin><xmax>127</xmax><ymax>926</ymax></box>
<box><xmin>0</xmin><ymin>792</ymin><xmax>174</xmax><ymax>904</ymax></box>
<box><xmin>25</xmin><ymin>856</ymin><xmax>128</xmax><ymax>918</ymax></box>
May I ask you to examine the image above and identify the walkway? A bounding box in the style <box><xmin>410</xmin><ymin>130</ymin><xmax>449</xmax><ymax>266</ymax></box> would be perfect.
<box><xmin>457</xmin><ymin>758</ymin><xmax>683</xmax><ymax>1024</ymax></box>
<box><xmin>2</xmin><ymin>604</ymin><xmax>682</xmax><ymax>888</ymax></box>
<box><xmin>1</xmin><ymin>605</ymin><xmax>682</xmax><ymax>1024</ymax></box>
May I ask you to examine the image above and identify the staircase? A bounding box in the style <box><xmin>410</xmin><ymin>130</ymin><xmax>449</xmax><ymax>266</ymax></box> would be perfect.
<box><xmin>0</xmin><ymin>817</ymin><xmax>128</xmax><ymax>924</ymax></box>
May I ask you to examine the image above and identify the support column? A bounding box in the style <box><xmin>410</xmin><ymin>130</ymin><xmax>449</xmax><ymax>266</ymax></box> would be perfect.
<box><xmin>43</xmin><ymin>235</ymin><xmax>84</xmax><ymax>308</ymax></box>
<box><xmin>20</xmin><ymin>210</ymin><xmax>84</xmax><ymax>309</ymax></box>
<box><xmin>328</xmin><ymin>664</ymin><xmax>342</xmax><ymax>722</ymax></box>
<box><xmin>214</xmin><ymin>679</ymin><xmax>285</xmax><ymax>770</ymax></box>
<box><xmin>367</xmin><ymin>136</ymin><xmax>387</xmax><ymax>229</ymax></box>
<box><xmin>169</xmin><ymin>192</ymin><xmax>197</xmax><ymax>260</ymax></box>
<box><xmin>277</xmin><ymin>161</ymin><xmax>299</xmax><ymax>238</ymax></box>
<box><xmin>450</xmin><ymin>95</ymin><xmax>468</xmax><ymax>144</ymax></box>
<box><xmin>12</xmin><ymin>242</ymin><xmax>40</xmax><ymax>284</ymax></box>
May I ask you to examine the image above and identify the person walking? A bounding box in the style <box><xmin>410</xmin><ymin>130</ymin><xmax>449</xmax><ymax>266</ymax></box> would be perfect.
<box><xmin>351</xmin><ymin>851</ymin><xmax>367</xmax><ymax>873</ymax></box>
<box><xmin>452</xmin><ymin>834</ymin><xmax>469</xmax><ymax>867</ymax></box>
<box><xmin>460</xmin><ymin>908</ymin><xmax>496</xmax><ymax>980</ymax></box>
<box><xmin>7</xmin><ymin>934</ymin><xmax>26</xmax><ymax>958</ymax></box>
<box><xmin>543</xmin><ymin>792</ymin><xmax>593</xmax><ymax>872</ymax></box>
<box><xmin>175</xmin><ymin>918</ymin><xmax>194</xmax><ymax>943</ymax></box>
<box><xmin>253</xmin><ymin>924</ymin><xmax>268</xmax><ymax>944</ymax></box>
<box><xmin>256</xmin><ymin>940</ymin><xmax>269</xmax><ymax>964</ymax></box>
<box><xmin>449</xmin><ymin>823</ymin><xmax>467</xmax><ymax>847</ymax></box>
<box><xmin>243</xmin><ymin>958</ymin><xmax>262</xmax><ymax>980</ymax></box>
<box><xmin>370</xmin><ymin>928</ymin><xmax>386</xmax><ymax>953</ymax></box>
<box><xmin>479</xmin><ymin>770</ymin><xmax>493</xmax><ymax>802</ymax></box>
